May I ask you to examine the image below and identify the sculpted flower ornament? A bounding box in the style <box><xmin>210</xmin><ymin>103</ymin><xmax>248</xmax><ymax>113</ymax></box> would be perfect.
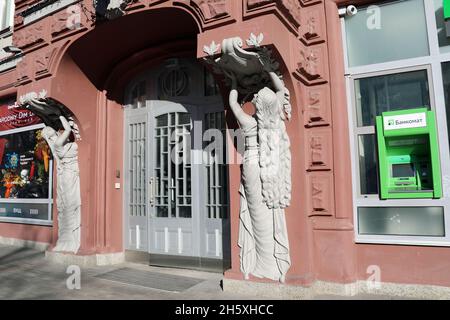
<box><xmin>203</xmin><ymin>40</ymin><xmax>221</xmax><ymax>56</ymax></box>
<box><xmin>246</xmin><ymin>33</ymin><xmax>264</xmax><ymax>48</ymax></box>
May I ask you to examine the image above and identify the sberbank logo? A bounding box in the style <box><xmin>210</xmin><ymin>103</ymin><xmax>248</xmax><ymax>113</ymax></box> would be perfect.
<box><xmin>388</xmin><ymin>120</ymin><xmax>395</xmax><ymax>126</ymax></box>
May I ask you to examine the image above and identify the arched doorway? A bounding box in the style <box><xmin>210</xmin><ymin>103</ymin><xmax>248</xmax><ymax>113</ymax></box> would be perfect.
<box><xmin>123</xmin><ymin>58</ymin><xmax>230</xmax><ymax>271</ymax></box>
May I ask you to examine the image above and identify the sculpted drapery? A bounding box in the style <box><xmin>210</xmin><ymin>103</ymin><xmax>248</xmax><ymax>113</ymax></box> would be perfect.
<box><xmin>41</xmin><ymin>116</ymin><xmax>81</xmax><ymax>254</ymax></box>
<box><xmin>21</xmin><ymin>98</ymin><xmax>81</xmax><ymax>254</ymax></box>
<box><xmin>206</xmin><ymin>35</ymin><xmax>293</xmax><ymax>282</ymax></box>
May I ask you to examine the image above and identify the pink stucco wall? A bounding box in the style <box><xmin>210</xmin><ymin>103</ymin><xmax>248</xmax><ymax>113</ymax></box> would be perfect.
<box><xmin>0</xmin><ymin>0</ymin><xmax>448</xmax><ymax>289</ymax></box>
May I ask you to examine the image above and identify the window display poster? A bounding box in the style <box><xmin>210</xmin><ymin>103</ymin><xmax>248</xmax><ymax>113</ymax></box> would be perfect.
<box><xmin>0</xmin><ymin>98</ymin><xmax>51</xmax><ymax>222</ymax></box>
<box><xmin>0</xmin><ymin>128</ymin><xmax>51</xmax><ymax>200</ymax></box>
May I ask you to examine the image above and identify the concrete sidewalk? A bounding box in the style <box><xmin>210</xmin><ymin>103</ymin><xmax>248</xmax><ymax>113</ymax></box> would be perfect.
<box><xmin>0</xmin><ymin>244</ymin><xmax>404</xmax><ymax>300</ymax></box>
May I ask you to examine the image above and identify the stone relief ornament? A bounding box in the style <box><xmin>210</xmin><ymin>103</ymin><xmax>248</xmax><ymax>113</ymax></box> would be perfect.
<box><xmin>94</xmin><ymin>0</ymin><xmax>129</xmax><ymax>20</ymax></box>
<box><xmin>19</xmin><ymin>98</ymin><xmax>82</xmax><ymax>254</ymax></box>
<box><xmin>205</xmin><ymin>34</ymin><xmax>292</xmax><ymax>282</ymax></box>
<box><xmin>204</xmin><ymin>34</ymin><xmax>281</xmax><ymax>95</ymax></box>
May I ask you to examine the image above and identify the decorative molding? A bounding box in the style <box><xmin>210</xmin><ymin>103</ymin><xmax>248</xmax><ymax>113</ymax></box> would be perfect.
<box><xmin>300</xmin><ymin>5</ymin><xmax>326</xmax><ymax>46</ymax></box>
<box><xmin>299</xmin><ymin>0</ymin><xmax>322</xmax><ymax>7</ymax></box>
<box><xmin>34</xmin><ymin>46</ymin><xmax>58</xmax><ymax>79</ymax></box>
<box><xmin>19</xmin><ymin>89</ymin><xmax>48</xmax><ymax>104</ymax></box>
<box><xmin>191</xmin><ymin>0</ymin><xmax>230</xmax><ymax>21</ymax></box>
<box><xmin>306</xmin><ymin>172</ymin><xmax>333</xmax><ymax>217</ymax></box>
<box><xmin>306</xmin><ymin>128</ymin><xmax>332</xmax><ymax>171</ymax></box>
<box><xmin>302</xmin><ymin>84</ymin><xmax>330</xmax><ymax>127</ymax></box>
<box><xmin>244</xmin><ymin>0</ymin><xmax>302</xmax><ymax>35</ymax></box>
<box><xmin>16</xmin><ymin>57</ymin><xmax>33</xmax><ymax>84</ymax></box>
<box><xmin>50</xmin><ymin>5</ymin><xmax>87</xmax><ymax>40</ymax></box>
<box><xmin>204</xmin><ymin>35</ymin><xmax>280</xmax><ymax>94</ymax></box>
<box><xmin>311</xmin><ymin>216</ymin><xmax>353</xmax><ymax>231</ymax></box>
<box><xmin>14</xmin><ymin>13</ymin><xmax>24</xmax><ymax>30</ymax></box>
<box><xmin>174</xmin><ymin>0</ymin><xmax>236</xmax><ymax>30</ymax></box>
<box><xmin>15</xmin><ymin>0</ymin><xmax>30</xmax><ymax>10</ymax></box>
<box><xmin>294</xmin><ymin>44</ymin><xmax>328</xmax><ymax>86</ymax></box>
<box><xmin>203</xmin><ymin>40</ymin><xmax>220</xmax><ymax>56</ymax></box>
<box><xmin>22</xmin><ymin>0</ymin><xmax>81</xmax><ymax>26</ymax></box>
<box><xmin>13</xmin><ymin>20</ymin><xmax>47</xmax><ymax>52</ymax></box>
<box><xmin>0</xmin><ymin>54</ymin><xmax>23</xmax><ymax>73</ymax></box>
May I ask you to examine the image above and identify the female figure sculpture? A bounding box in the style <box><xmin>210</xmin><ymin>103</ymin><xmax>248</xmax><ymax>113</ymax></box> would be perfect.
<box><xmin>42</xmin><ymin>116</ymin><xmax>81</xmax><ymax>254</ymax></box>
<box><xmin>228</xmin><ymin>70</ymin><xmax>292</xmax><ymax>283</ymax></box>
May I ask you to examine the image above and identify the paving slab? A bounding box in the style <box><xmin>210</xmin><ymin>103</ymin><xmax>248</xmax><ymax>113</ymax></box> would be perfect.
<box><xmin>0</xmin><ymin>244</ymin><xmax>410</xmax><ymax>300</ymax></box>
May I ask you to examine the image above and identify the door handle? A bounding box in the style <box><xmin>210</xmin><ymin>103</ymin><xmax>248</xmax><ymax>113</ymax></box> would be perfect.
<box><xmin>149</xmin><ymin>177</ymin><xmax>155</xmax><ymax>207</ymax></box>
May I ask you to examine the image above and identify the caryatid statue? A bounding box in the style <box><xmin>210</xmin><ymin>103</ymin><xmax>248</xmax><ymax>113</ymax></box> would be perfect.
<box><xmin>205</xmin><ymin>35</ymin><xmax>292</xmax><ymax>282</ymax></box>
<box><xmin>20</xmin><ymin>97</ymin><xmax>81</xmax><ymax>254</ymax></box>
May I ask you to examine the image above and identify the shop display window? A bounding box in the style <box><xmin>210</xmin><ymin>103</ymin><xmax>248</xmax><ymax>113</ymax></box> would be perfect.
<box><xmin>0</xmin><ymin>97</ymin><xmax>52</xmax><ymax>225</ymax></box>
<box><xmin>342</xmin><ymin>0</ymin><xmax>450</xmax><ymax>244</ymax></box>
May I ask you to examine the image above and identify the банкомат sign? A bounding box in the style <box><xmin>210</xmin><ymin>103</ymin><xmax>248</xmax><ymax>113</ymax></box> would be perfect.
<box><xmin>383</xmin><ymin>112</ymin><xmax>427</xmax><ymax>131</ymax></box>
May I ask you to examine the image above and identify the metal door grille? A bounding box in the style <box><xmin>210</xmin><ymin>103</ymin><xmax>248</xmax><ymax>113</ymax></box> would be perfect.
<box><xmin>154</xmin><ymin>112</ymin><xmax>192</xmax><ymax>218</ymax></box>
<box><xmin>204</xmin><ymin>112</ymin><xmax>228</xmax><ymax>219</ymax></box>
<box><xmin>128</xmin><ymin>122</ymin><xmax>147</xmax><ymax>217</ymax></box>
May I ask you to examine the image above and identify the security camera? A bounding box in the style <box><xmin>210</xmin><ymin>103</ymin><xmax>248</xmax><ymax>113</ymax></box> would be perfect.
<box><xmin>346</xmin><ymin>5</ymin><xmax>358</xmax><ymax>16</ymax></box>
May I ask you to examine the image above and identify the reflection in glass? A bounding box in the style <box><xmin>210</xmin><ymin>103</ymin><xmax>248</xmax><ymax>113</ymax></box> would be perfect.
<box><xmin>434</xmin><ymin>0</ymin><xmax>450</xmax><ymax>53</ymax></box>
<box><xmin>358</xmin><ymin>134</ymin><xmax>379</xmax><ymax>195</ymax></box>
<box><xmin>131</xmin><ymin>81</ymin><xmax>146</xmax><ymax>109</ymax></box>
<box><xmin>355</xmin><ymin>70</ymin><xmax>430</xmax><ymax>127</ymax></box>
<box><xmin>345</xmin><ymin>0</ymin><xmax>429</xmax><ymax>67</ymax></box>
<box><xmin>0</xmin><ymin>128</ymin><xmax>51</xmax><ymax>200</ymax></box>
<box><xmin>358</xmin><ymin>207</ymin><xmax>445</xmax><ymax>236</ymax></box>
<box><xmin>441</xmin><ymin>62</ymin><xmax>450</xmax><ymax>150</ymax></box>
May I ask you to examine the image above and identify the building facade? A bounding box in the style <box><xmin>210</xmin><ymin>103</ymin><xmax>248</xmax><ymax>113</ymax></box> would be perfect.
<box><xmin>0</xmin><ymin>0</ymin><xmax>450</xmax><ymax>298</ymax></box>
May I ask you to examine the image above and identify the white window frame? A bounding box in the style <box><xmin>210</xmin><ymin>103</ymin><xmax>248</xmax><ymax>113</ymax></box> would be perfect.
<box><xmin>0</xmin><ymin>0</ymin><xmax>14</xmax><ymax>34</ymax></box>
<box><xmin>342</xmin><ymin>0</ymin><xmax>450</xmax><ymax>246</ymax></box>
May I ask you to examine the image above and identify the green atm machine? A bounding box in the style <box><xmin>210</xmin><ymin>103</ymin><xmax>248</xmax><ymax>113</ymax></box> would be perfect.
<box><xmin>376</xmin><ymin>108</ymin><xmax>442</xmax><ymax>199</ymax></box>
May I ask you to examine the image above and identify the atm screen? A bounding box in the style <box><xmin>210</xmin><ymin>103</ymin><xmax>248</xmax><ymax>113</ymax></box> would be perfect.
<box><xmin>392</xmin><ymin>163</ymin><xmax>415</xmax><ymax>178</ymax></box>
